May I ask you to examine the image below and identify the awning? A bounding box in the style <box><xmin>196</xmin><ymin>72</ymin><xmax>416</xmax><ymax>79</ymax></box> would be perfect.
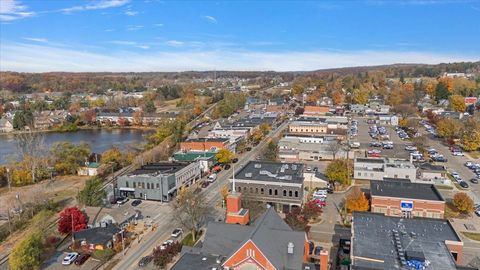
<box><xmin>119</xmin><ymin>187</ymin><xmax>135</xmax><ymax>192</ymax></box>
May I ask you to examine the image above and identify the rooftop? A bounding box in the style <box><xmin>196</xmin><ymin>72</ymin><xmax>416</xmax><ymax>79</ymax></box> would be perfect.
<box><xmin>235</xmin><ymin>160</ymin><xmax>304</xmax><ymax>184</ymax></box>
<box><xmin>370</xmin><ymin>180</ymin><xmax>444</xmax><ymax>202</ymax></box>
<box><xmin>73</xmin><ymin>225</ymin><xmax>120</xmax><ymax>245</ymax></box>
<box><xmin>355</xmin><ymin>157</ymin><xmax>386</xmax><ymax>164</ymax></box>
<box><xmin>419</xmin><ymin>163</ymin><xmax>447</xmax><ymax>172</ymax></box>
<box><xmin>352</xmin><ymin>212</ymin><xmax>461</xmax><ymax>270</ymax></box>
<box><xmin>130</xmin><ymin>162</ymin><xmax>190</xmax><ymax>176</ymax></box>
<box><xmin>183</xmin><ymin>137</ymin><xmax>229</xmax><ymax>143</ymax></box>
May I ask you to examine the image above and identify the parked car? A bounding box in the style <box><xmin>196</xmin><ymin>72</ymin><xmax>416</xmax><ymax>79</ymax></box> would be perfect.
<box><xmin>224</xmin><ymin>164</ymin><xmax>231</xmax><ymax>170</ymax></box>
<box><xmin>138</xmin><ymin>256</ymin><xmax>153</xmax><ymax>267</ymax></box>
<box><xmin>314</xmin><ymin>246</ymin><xmax>323</xmax><ymax>255</ymax></box>
<box><xmin>369</xmin><ymin>141</ymin><xmax>382</xmax><ymax>147</ymax></box>
<box><xmin>452</xmin><ymin>151</ymin><xmax>464</xmax><ymax>156</ymax></box>
<box><xmin>62</xmin><ymin>252</ymin><xmax>79</xmax><ymax>265</ymax></box>
<box><xmin>116</xmin><ymin>197</ymin><xmax>129</xmax><ymax>205</ymax></box>
<box><xmin>208</xmin><ymin>173</ymin><xmax>217</xmax><ymax>183</ymax></box>
<box><xmin>405</xmin><ymin>145</ymin><xmax>417</xmax><ymax>151</ymax></box>
<box><xmin>131</xmin><ymin>199</ymin><xmax>142</xmax><ymax>207</ymax></box>
<box><xmin>470</xmin><ymin>178</ymin><xmax>479</xmax><ymax>184</ymax></box>
<box><xmin>74</xmin><ymin>254</ymin><xmax>90</xmax><ymax>265</ymax></box>
<box><xmin>459</xmin><ymin>181</ymin><xmax>469</xmax><ymax>188</ymax></box>
<box><xmin>171</xmin><ymin>228</ymin><xmax>183</xmax><ymax>238</ymax></box>
<box><xmin>201</xmin><ymin>181</ymin><xmax>210</xmax><ymax>188</ymax></box>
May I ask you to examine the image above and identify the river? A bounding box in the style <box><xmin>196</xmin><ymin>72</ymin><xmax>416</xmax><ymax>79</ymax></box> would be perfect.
<box><xmin>0</xmin><ymin>129</ymin><xmax>153</xmax><ymax>164</ymax></box>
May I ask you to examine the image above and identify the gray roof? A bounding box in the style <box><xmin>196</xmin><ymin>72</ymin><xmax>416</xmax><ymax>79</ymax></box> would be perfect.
<box><xmin>352</xmin><ymin>212</ymin><xmax>461</xmax><ymax>270</ymax></box>
<box><xmin>419</xmin><ymin>163</ymin><xmax>447</xmax><ymax>172</ymax></box>
<box><xmin>370</xmin><ymin>180</ymin><xmax>444</xmax><ymax>202</ymax></box>
<box><xmin>235</xmin><ymin>160</ymin><xmax>304</xmax><ymax>184</ymax></box>
<box><xmin>355</xmin><ymin>157</ymin><xmax>385</xmax><ymax>164</ymax></box>
<box><xmin>195</xmin><ymin>207</ymin><xmax>307</xmax><ymax>270</ymax></box>
<box><xmin>130</xmin><ymin>162</ymin><xmax>190</xmax><ymax>176</ymax></box>
<box><xmin>73</xmin><ymin>225</ymin><xmax>119</xmax><ymax>245</ymax></box>
<box><xmin>170</xmin><ymin>253</ymin><xmax>223</xmax><ymax>270</ymax></box>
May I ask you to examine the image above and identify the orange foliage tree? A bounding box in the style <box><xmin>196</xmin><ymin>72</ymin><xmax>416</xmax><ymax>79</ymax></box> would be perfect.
<box><xmin>345</xmin><ymin>187</ymin><xmax>369</xmax><ymax>213</ymax></box>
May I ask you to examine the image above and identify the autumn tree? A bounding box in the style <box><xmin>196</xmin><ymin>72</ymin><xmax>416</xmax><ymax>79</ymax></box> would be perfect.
<box><xmin>51</xmin><ymin>142</ymin><xmax>91</xmax><ymax>175</ymax></box>
<box><xmin>345</xmin><ymin>187</ymin><xmax>369</xmax><ymax>213</ymax></box>
<box><xmin>284</xmin><ymin>201</ymin><xmax>322</xmax><ymax>232</ymax></box>
<box><xmin>171</xmin><ymin>188</ymin><xmax>209</xmax><ymax>243</ymax></box>
<box><xmin>259</xmin><ymin>123</ymin><xmax>272</xmax><ymax>136</ymax></box>
<box><xmin>448</xmin><ymin>95</ymin><xmax>466</xmax><ymax>112</ymax></box>
<box><xmin>101</xmin><ymin>147</ymin><xmax>124</xmax><ymax>169</ymax></box>
<box><xmin>435</xmin><ymin>80</ymin><xmax>451</xmax><ymax>101</ymax></box>
<box><xmin>263</xmin><ymin>140</ymin><xmax>278</xmax><ymax>161</ymax></box>
<box><xmin>331</xmin><ymin>90</ymin><xmax>345</xmax><ymax>105</ymax></box>
<box><xmin>461</xmin><ymin>118</ymin><xmax>480</xmax><ymax>151</ymax></box>
<box><xmin>453</xmin><ymin>192</ymin><xmax>474</xmax><ymax>214</ymax></box>
<box><xmin>77</xmin><ymin>177</ymin><xmax>106</xmax><ymax>207</ymax></box>
<box><xmin>143</xmin><ymin>100</ymin><xmax>156</xmax><ymax>113</ymax></box>
<box><xmin>436</xmin><ymin>118</ymin><xmax>463</xmax><ymax>140</ymax></box>
<box><xmin>215</xmin><ymin>149</ymin><xmax>234</xmax><ymax>164</ymax></box>
<box><xmin>352</xmin><ymin>88</ymin><xmax>369</xmax><ymax>104</ymax></box>
<box><xmin>9</xmin><ymin>232</ymin><xmax>44</xmax><ymax>270</ymax></box>
<box><xmin>325</xmin><ymin>159</ymin><xmax>352</xmax><ymax>186</ymax></box>
<box><xmin>57</xmin><ymin>207</ymin><xmax>87</xmax><ymax>234</ymax></box>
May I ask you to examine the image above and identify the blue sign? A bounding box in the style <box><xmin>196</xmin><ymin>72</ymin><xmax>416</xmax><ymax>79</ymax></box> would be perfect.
<box><xmin>401</xmin><ymin>201</ymin><xmax>413</xmax><ymax>210</ymax></box>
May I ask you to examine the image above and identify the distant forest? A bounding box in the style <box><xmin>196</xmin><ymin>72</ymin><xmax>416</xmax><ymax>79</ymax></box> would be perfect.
<box><xmin>0</xmin><ymin>61</ymin><xmax>478</xmax><ymax>93</ymax></box>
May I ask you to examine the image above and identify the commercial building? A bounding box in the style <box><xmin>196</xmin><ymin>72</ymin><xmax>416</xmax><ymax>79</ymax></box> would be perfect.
<box><xmin>354</xmin><ymin>158</ymin><xmax>417</xmax><ymax>181</ymax></box>
<box><xmin>231</xmin><ymin>161</ymin><xmax>305</xmax><ymax>213</ymax></box>
<box><xmin>418</xmin><ymin>163</ymin><xmax>451</xmax><ymax>185</ymax></box>
<box><xmin>180</xmin><ymin>138</ymin><xmax>232</xmax><ymax>152</ymax></box>
<box><xmin>370</xmin><ymin>180</ymin><xmax>445</xmax><ymax>219</ymax></box>
<box><xmin>116</xmin><ymin>162</ymin><xmax>201</xmax><ymax>201</ymax></box>
<box><xmin>288</xmin><ymin>121</ymin><xmax>347</xmax><ymax>140</ymax></box>
<box><xmin>278</xmin><ymin>136</ymin><xmax>351</xmax><ymax>161</ymax></box>
<box><xmin>172</xmin><ymin>195</ymin><xmax>323</xmax><ymax>270</ymax></box>
<box><xmin>303</xmin><ymin>105</ymin><xmax>330</xmax><ymax>116</ymax></box>
<box><xmin>351</xmin><ymin>212</ymin><xmax>466</xmax><ymax>270</ymax></box>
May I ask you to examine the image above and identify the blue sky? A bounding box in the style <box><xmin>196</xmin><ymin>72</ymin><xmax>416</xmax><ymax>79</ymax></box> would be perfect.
<box><xmin>0</xmin><ymin>0</ymin><xmax>479</xmax><ymax>72</ymax></box>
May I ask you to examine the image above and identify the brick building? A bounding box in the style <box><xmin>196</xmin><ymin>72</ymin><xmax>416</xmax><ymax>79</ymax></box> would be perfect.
<box><xmin>231</xmin><ymin>161</ymin><xmax>304</xmax><ymax>213</ymax></box>
<box><xmin>180</xmin><ymin>138</ymin><xmax>232</xmax><ymax>152</ymax></box>
<box><xmin>370</xmin><ymin>180</ymin><xmax>445</xmax><ymax>219</ymax></box>
<box><xmin>303</xmin><ymin>105</ymin><xmax>330</xmax><ymax>116</ymax></box>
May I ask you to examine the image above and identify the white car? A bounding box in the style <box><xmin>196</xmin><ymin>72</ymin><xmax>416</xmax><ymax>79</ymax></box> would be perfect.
<box><xmin>62</xmin><ymin>252</ymin><xmax>79</xmax><ymax>265</ymax></box>
<box><xmin>171</xmin><ymin>228</ymin><xmax>183</xmax><ymax>238</ymax></box>
<box><xmin>452</xmin><ymin>151</ymin><xmax>464</xmax><ymax>156</ymax></box>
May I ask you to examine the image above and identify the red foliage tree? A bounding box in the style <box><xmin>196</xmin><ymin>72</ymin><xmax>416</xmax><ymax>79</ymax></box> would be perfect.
<box><xmin>84</xmin><ymin>109</ymin><xmax>96</xmax><ymax>124</ymax></box>
<box><xmin>57</xmin><ymin>207</ymin><xmax>87</xmax><ymax>234</ymax></box>
<box><xmin>117</xmin><ymin>117</ymin><xmax>129</xmax><ymax>127</ymax></box>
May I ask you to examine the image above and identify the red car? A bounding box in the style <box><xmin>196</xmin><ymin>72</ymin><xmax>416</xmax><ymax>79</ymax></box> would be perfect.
<box><xmin>311</xmin><ymin>199</ymin><xmax>327</xmax><ymax>207</ymax></box>
<box><xmin>74</xmin><ymin>254</ymin><xmax>90</xmax><ymax>265</ymax></box>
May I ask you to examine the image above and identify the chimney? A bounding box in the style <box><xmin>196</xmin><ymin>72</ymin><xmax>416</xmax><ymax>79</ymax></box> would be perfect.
<box><xmin>320</xmin><ymin>250</ymin><xmax>329</xmax><ymax>270</ymax></box>
<box><xmin>287</xmin><ymin>242</ymin><xmax>294</xmax><ymax>254</ymax></box>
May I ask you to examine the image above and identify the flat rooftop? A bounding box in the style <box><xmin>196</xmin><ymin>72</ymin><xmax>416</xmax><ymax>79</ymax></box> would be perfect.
<box><xmin>131</xmin><ymin>162</ymin><xmax>190</xmax><ymax>176</ymax></box>
<box><xmin>352</xmin><ymin>212</ymin><xmax>461</xmax><ymax>270</ymax></box>
<box><xmin>355</xmin><ymin>157</ymin><xmax>386</xmax><ymax>164</ymax></box>
<box><xmin>419</xmin><ymin>163</ymin><xmax>447</xmax><ymax>172</ymax></box>
<box><xmin>183</xmin><ymin>137</ymin><xmax>229</xmax><ymax>143</ymax></box>
<box><xmin>370</xmin><ymin>180</ymin><xmax>444</xmax><ymax>202</ymax></box>
<box><xmin>235</xmin><ymin>160</ymin><xmax>304</xmax><ymax>184</ymax></box>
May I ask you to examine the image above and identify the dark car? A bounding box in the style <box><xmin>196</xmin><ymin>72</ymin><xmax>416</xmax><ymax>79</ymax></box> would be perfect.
<box><xmin>459</xmin><ymin>181</ymin><xmax>469</xmax><ymax>188</ymax></box>
<box><xmin>224</xmin><ymin>164</ymin><xmax>231</xmax><ymax>170</ymax></box>
<box><xmin>131</xmin><ymin>199</ymin><xmax>142</xmax><ymax>207</ymax></box>
<box><xmin>308</xmin><ymin>241</ymin><xmax>314</xmax><ymax>255</ymax></box>
<box><xmin>470</xmin><ymin>178</ymin><xmax>479</xmax><ymax>184</ymax></box>
<box><xmin>246</xmin><ymin>147</ymin><xmax>252</xmax><ymax>152</ymax></box>
<box><xmin>201</xmin><ymin>181</ymin><xmax>210</xmax><ymax>188</ymax></box>
<box><xmin>74</xmin><ymin>254</ymin><xmax>90</xmax><ymax>265</ymax></box>
<box><xmin>314</xmin><ymin>246</ymin><xmax>323</xmax><ymax>255</ymax></box>
<box><xmin>232</xmin><ymin>158</ymin><xmax>239</xmax><ymax>163</ymax></box>
<box><xmin>138</xmin><ymin>256</ymin><xmax>152</xmax><ymax>267</ymax></box>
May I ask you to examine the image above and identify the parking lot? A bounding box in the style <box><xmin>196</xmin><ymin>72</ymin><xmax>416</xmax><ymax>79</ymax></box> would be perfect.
<box><xmin>352</xmin><ymin>117</ymin><xmax>410</xmax><ymax>160</ymax></box>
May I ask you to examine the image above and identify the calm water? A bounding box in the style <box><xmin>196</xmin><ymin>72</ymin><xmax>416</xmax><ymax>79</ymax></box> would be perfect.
<box><xmin>0</xmin><ymin>129</ymin><xmax>152</xmax><ymax>164</ymax></box>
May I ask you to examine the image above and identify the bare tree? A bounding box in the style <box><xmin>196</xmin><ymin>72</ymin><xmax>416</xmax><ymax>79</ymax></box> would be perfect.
<box><xmin>326</xmin><ymin>140</ymin><xmax>342</xmax><ymax>160</ymax></box>
<box><xmin>170</xmin><ymin>188</ymin><xmax>210</xmax><ymax>243</ymax></box>
<box><xmin>15</xmin><ymin>130</ymin><xmax>46</xmax><ymax>183</ymax></box>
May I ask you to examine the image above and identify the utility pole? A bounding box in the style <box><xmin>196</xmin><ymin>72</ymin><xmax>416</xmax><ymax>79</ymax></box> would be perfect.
<box><xmin>6</xmin><ymin>167</ymin><xmax>11</xmax><ymax>192</ymax></box>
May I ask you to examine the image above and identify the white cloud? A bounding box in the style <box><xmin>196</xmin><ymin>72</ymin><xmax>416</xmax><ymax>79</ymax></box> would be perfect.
<box><xmin>61</xmin><ymin>0</ymin><xmax>129</xmax><ymax>13</ymax></box>
<box><xmin>109</xmin><ymin>40</ymin><xmax>149</xmax><ymax>49</ymax></box>
<box><xmin>0</xmin><ymin>0</ymin><xmax>35</xmax><ymax>21</ymax></box>
<box><xmin>126</xmin><ymin>25</ymin><xmax>144</xmax><ymax>31</ymax></box>
<box><xmin>104</xmin><ymin>29</ymin><xmax>115</xmax><ymax>32</ymax></box>
<box><xmin>166</xmin><ymin>40</ymin><xmax>185</xmax><ymax>47</ymax></box>
<box><xmin>23</xmin><ymin>37</ymin><xmax>48</xmax><ymax>43</ymax></box>
<box><xmin>124</xmin><ymin>10</ymin><xmax>138</xmax><ymax>16</ymax></box>
<box><xmin>154</xmin><ymin>23</ymin><xmax>164</xmax><ymax>27</ymax></box>
<box><xmin>203</xmin><ymin>15</ymin><xmax>217</xmax><ymax>23</ymax></box>
<box><xmin>1</xmin><ymin>42</ymin><xmax>477</xmax><ymax>72</ymax></box>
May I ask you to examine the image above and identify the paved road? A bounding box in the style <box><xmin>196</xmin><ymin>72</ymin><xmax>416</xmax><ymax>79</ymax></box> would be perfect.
<box><xmin>112</xmin><ymin>121</ymin><xmax>288</xmax><ymax>270</ymax></box>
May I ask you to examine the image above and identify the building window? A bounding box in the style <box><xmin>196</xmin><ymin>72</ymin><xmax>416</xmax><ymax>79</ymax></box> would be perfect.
<box><xmin>250</xmin><ymin>187</ymin><xmax>253</xmax><ymax>193</ymax></box>
<box><xmin>126</xmin><ymin>181</ymin><xmax>129</xmax><ymax>188</ymax></box>
<box><xmin>237</xmin><ymin>186</ymin><xmax>241</xmax><ymax>192</ymax></box>
<box><xmin>295</xmin><ymin>191</ymin><xmax>298</xmax><ymax>197</ymax></box>
<box><xmin>156</xmin><ymin>183</ymin><xmax>160</xmax><ymax>189</ymax></box>
<box><xmin>289</xmin><ymin>190</ymin><xmax>292</xmax><ymax>197</ymax></box>
<box><xmin>133</xmin><ymin>182</ymin><xmax>136</xmax><ymax>188</ymax></box>
<box><xmin>244</xmin><ymin>187</ymin><xmax>247</xmax><ymax>192</ymax></box>
<box><xmin>283</xmin><ymin>190</ymin><xmax>287</xmax><ymax>196</ymax></box>
<box><xmin>406</xmin><ymin>175</ymin><xmax>410</xmax><ymax>179</ymax></box>
<box><xmin>147</xmin><ymin>183</ymin><xmax>150</xmax><ymax>189</ymax></box>
<box><xmin>255</xmin><ymin>188</ymin><xmax>258</xmax><ymax>194</ymax></box>
<box><xmin>358</xmin><ymin>172</ymin><xmax>361</xmax><ymax>176</ymax></box>
<box><xmin>275</xmin><ymin>189</ymin><xmax>278</xmax><ymax>196</ymax></box>
<box><xmin>269</xmin><ymin>189</ymin><xmax>272</xmax><ymax>195</ymax></box>
<box><xmin>260</xmin><ymin>188</ymin><xmax>264</xmax><ymax>195</ymax></box>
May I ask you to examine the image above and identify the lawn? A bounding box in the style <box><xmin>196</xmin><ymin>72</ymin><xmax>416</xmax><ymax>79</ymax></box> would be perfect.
<box><xmin>461</xmin><ymin>232</ymin><xmax>480</xmax><ymax>241</ymax></box>
<box><xmin>436</xmin><ymin>185</ymin><xmax>454</xmax><ymax>190</ymax></box>
<box><xmin>467</xmin><ymin>151</ymin><xmax>480</xmax><ymax>159</ymax></box>
<box><xmin>181</xmin><ymin>230</ymin><xmax>203</xmax><ymax>247</ymax></box>
<box><xmin>444</xmin><ymin>202</ymin><xmax>461</xmax><ymax>219</ymax></box>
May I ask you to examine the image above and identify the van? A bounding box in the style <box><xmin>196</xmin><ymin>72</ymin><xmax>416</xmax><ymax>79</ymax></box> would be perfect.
<box><xmin>208</xmin><ymin>173</ymin><xmax>217</xmax><ymax>183</ymax></box>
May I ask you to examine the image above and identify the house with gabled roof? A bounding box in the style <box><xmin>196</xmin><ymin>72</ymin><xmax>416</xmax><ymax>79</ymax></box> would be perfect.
<box><xmin>171</xmin><ymin>192</ymin><xmax>327</xmax><ymax>270</ymax></box>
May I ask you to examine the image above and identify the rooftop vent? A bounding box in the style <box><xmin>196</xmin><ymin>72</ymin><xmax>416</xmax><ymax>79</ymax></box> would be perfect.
<box><xmin>245</xmin><ymin>173</ymin><xmax>252</xmax><ymax>178</ymax></box>
<box><xmin>287</xmin><ymin>242</ymin><xmax>294</xmax><ymax>254</ymax></box>
<box><xmin>254</xmin><ymin>163</ymin><xmax>262</xmax><ymax>169</ymax></box>
<box><xmin>202</xmin><ymin>257</ymin><xmax>207</xmax><ymax>261</ymax></box>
